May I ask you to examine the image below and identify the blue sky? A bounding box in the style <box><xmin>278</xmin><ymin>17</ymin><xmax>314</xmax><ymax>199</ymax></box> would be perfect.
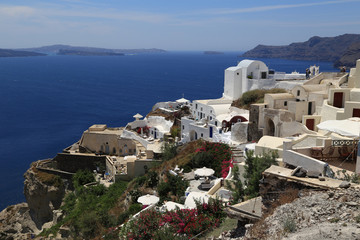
<box><xmin>1</xmin><ymin>0</ymin><xmax>360</xmax><ymax>51</ymax></box>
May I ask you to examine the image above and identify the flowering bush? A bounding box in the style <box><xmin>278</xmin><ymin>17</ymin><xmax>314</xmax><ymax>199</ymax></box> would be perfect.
<box><xmin>120</xmin><ymin>198</ymin><xmax>225</xmax><ymax>239</ymax></box>
<box><xmin>192</xmin><ymin>141</ymin><xmax>233</xmax><ymax>178</ymax></box>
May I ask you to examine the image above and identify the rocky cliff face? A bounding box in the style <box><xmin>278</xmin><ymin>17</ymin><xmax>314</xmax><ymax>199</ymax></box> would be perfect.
<box><xmin>242</xmin><ymin>34</ymin><xmax>360</xmax><ymax>64</ymax></box>
<box><xmin>0</xmin><ymin>161</ymin><xmax>67</xmax><ymax>239</ymax></box>
<box><xmin>334</xmin><ymin>42</ymin><xmax>360</xmax><ymax>68</ymax></box>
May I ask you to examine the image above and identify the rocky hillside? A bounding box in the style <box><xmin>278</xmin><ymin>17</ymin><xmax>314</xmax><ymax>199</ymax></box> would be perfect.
<box><xmin>0</xmin><ymin>161</ymin><xmax>68</xmax><ymax>239</ymax></box>
<box><xmin>222</xmin><ymin>188</ymin><xmax>360</xmax><ymax>239</ymax></box>
<box><xmin>334</xmin><ymin>41</ymin><xmax>360</xmax><ymax>68</ymax></box>
<box><xmin>242</xmin><ymin>34</ymin><xmax>360</xmax><ymax>65</ymax></box>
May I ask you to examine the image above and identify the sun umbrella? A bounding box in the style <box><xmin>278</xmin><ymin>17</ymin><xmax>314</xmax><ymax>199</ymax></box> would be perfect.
<box><xmin>194</xmin><ymin>167</ymin><xmax>215</xmax><ymax>177</ymax></box>
<box><xmin>133</xmin><ymin>113</ymin><xmax>143</xmax><ymax>120</ymax></box>
<box><xmin>137</xmin><ymin>194</ymin><xmax>159</xmax><ymax>205</ymax></box>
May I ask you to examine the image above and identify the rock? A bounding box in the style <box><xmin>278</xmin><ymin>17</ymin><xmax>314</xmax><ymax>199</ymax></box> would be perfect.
<box><xmin>339</xmin><ymin>181</ymin><xmax>351</xmax><ymax>189</ymax></box>
<box><xmin>346</xmin><ymin>202</ymin><xmax>359</xmax><ymax>207</ymax></box>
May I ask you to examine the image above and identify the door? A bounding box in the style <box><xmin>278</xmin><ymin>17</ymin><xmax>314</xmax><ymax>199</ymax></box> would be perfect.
<box><xmin>306</xmin><ymin>119</ymin><xmax>315</xmax><ymax>131</ymax></box>
<box><xmin>308</xmin><ymin>102</ymin><xmax>313</xmax><ymax>115</ymax></box>
<box><xmin>333</xmin><ymin>92</ymin><xmax>343</xmax><ymax>108</ymax></box>
<box><xmin>209</xmin><ymin>126</ymin><xmax>213</xmax><ymax>138</ymax></box>
<box><xmin>353</xmin><ymin>108</ymin><xmax>360</xmax><ymax>117</ymax></box>
<box><xmin>154</xmin><ymin>130</ymin><xmax>157</xmax><ymax>139</ymax></box>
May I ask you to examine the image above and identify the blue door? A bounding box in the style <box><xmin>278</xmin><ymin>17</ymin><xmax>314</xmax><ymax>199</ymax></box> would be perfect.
<box><xmin>209</xmin><ymin>127</ymin><xmax>213</xmax><ymax>138</ymax></box>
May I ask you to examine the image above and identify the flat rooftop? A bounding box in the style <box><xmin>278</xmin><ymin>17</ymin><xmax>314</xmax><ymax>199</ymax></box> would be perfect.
<box><xmin>264</xmin><ymin>165</ymin><xmax>349</xmax><ymax>189</ymax></box>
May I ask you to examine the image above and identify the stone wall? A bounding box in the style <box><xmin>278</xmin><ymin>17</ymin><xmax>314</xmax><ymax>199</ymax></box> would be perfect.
<box><xmin>54</xmin><ymin>153</ymin><xmax>106</xmax><ymax>173</ymax></box>
<box><xmin>247</xmin><ymin>104</ymin><xmax>263</xmax><ymax>142</ymax></box>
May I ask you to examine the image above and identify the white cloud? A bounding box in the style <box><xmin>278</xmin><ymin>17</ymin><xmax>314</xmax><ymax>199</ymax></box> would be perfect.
<box><xmin>196</xmin><ymin>0</ymin><xmax>360</xmax><ymax>15</ymax></box>
<box><xmin>0</xmin><ymin>5</ymin><xmax>35</xmax><ymax>17</ymax></box>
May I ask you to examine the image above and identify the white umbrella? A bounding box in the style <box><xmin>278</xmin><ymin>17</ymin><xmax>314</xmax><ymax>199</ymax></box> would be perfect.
<box><xmin>195</xmin><ymin>167</ymin><xmax>215</xmax><ymax>177</ymax></box>
<box><xmin>137</xmin><ymin>194</ymin><xmax>159</xmax><ymax>205</ymax></box>
<box><xmin>133</xmin><ymin>113</ymin><xmax>143</xmax><ymax>120</ymax></box>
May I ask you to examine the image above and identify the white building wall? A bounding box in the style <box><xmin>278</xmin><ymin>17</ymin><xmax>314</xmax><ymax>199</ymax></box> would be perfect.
<box><xmin>223</xmin><ymin>67</ymin><xmax>243</xmax><ymax>100</ymax></box>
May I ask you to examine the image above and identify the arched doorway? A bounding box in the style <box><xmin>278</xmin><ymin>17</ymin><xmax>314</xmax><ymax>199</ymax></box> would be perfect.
<box><xmin>266</xmin><ymin>119</ymin><xmax>275</xmax><ymax>136</ymax></box>
<box><xmin>189</xmin><ymin>130</ymin><xmax>198</xmax><ymax>141</ymax></box>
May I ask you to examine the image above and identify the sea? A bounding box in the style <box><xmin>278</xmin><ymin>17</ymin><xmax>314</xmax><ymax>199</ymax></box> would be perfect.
<box><xmin>0</xmin><ymin>51</ymin><xmax>338</xmax><ymax>210</ymax></box>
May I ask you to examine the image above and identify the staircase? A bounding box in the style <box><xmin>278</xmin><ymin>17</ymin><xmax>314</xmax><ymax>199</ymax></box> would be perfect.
<box><xmin>231</xmin><ymin>146</ymin><xmax>245</xmax><ymax>163</ymax></box>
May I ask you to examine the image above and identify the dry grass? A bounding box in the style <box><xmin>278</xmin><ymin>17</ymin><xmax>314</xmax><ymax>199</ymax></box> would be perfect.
<box><xmin>32</xmin><ymin>165</ymin><xmax>63</xmax><ymax>187</ymax></box>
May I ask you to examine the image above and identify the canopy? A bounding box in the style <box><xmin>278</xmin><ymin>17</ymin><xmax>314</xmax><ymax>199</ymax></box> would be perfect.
<box><xmin>137</xmin><ymin>194</ymin><xmax>159</xmax><ymax>205</ymax></box>
<box><xmin>195</xmin><ymin>167</ymin><xmax>215</xmax><ymax>177</ymax></box>
<box><xmin>317</xmin><ymin>118</ymin><xmax>360</xmax><ymax>138</ymax></box>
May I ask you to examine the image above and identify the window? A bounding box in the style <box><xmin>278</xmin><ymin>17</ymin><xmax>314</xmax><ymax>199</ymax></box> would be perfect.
<box><xmin>182</xmin><ymin>125</ymin><xmax>184</xmax><ymax>130</ymax></box>
<box><xmin>201</xmin><ymin>133</ymin><xmax>203</xmax><ymax>137</ymax></box>
<box><xmin>210</xmin><ymin>116</ymin><xmax>212</xmax><ymax>120</ymax></box>
<box><xmin>284</xmin><ymin>101</ymin><xmax>287</xmax><ymax>106</ymax></box>
<box><xmin>215</xmin><ymin>121</ymin><xmax>218</xmax><ymax>126</ymax></box>
<box><xmin>297</xmin><ymin>90</ymin><xmax>300</xmax><ymax>96</ymax></box>
<box><xmin>196</xmin><ymin>104</ymin><xmax>198</xmax><ymax>109</ymax></box>
<box><xmin>129</xmin><ymin>149</ymin><xmax>132</xmax><ymax>153</ymax></box>
<box><xmin>237</xmin><ymin>72</ymin><xmax>239</xmax><ymax>75</ymax></box>
<box><xmin>201</xmin><ymin>107</ymin><xmax>203</xmax><ymax>111</ymax></box>
<box><xmin>113</xmin><ymin>148</ymin><xmax>116</xmax><ymax>154</ymax></box>
<box><xmin>151</xmin><ymin>131</ymin><xmax>154</xmax><ymax>134</ymax></box>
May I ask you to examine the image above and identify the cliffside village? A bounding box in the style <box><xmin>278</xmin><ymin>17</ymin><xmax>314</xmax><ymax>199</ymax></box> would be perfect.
<box><xmin>34</xmin><ymin>58</ymin><xmax>360</xmax><ymax>226</ymax></box>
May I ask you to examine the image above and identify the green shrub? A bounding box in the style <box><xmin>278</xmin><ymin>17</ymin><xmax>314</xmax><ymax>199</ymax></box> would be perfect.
<box><xmin>283</xmin><ymin>216</ymin><xmax>297</xmax><ymax>233</ymax></box>
<box><xmin>146</xmin><ymin>171</ymin><xmax>159</xmax><ymax>188</ymax></box>
<box><xmin>135</xmin><ymin>175</ymin><xmax>147</xmax><ymax>187</ymax></box>
<box><xmin>129</xmin><ymin>189</ymin><xmax>142</xmax><ymax>203</ymax></box>
<box><xmin>161</xmin><ymin>142</ymin><xmax>178</xmax><ymax>161</ymax></box>
<box><xmin>226</xmin><ymin>165</ymin><xmax>244</xmax><ymax>204</ymax></box>
<box><xmin>157</xmin><ymin>173</ymin><xmax>189</xmax><ymax>202</ymax></box>
<box><xmin>244</xmin><ymin>150</ymin><xmax>278</xmax><ymax>198</ymax></box>
<box><xmin>73</xmin><ymin>169</ymin><xmax>95</xmax><ymax>189</ymax></box>
<box><xmin>232</xmin><ymin>88</ymin><xmax>287</xmax><ymax>109</ymax></box>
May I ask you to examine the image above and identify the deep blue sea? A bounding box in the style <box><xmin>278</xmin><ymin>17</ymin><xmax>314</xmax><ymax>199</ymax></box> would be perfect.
<box><xmin>0</xmin><ymin>52</ymin><xmax>338</xmax><ymax>210</ymax></box>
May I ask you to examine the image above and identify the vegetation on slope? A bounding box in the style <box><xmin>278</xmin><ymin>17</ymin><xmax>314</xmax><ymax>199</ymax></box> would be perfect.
<box><xmin>231</xmin><ymin>88</ymin><xmax>287</xmax><ymax>110</ymax></box>
<box><xmin>40</xmin><ymin>170</ymin><xmax>128</xmax><ymax>239</ymax></box>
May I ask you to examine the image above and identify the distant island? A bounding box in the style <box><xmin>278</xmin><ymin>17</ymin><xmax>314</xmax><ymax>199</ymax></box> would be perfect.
<box><xmin>57</xmin><ymin>49</ymin><xmax>125</xmax><ymax>56</ymax></box>
<box><xmin>204</xmin><ymin>51</ymin><xmax>224</xmax><ymax>55</ymax></box>
<box><xmin>18</xmin><ymin>44</ymin><xmax>167</xmax><ymax>55</ymax></box>
<box><xmin>242</xmin><ymin>34</ymin><xmax>360</xmax><ymax>67</ymax></box>
<box><xmin>0</xmin><ymin>48</ymin><xmax>46</xmax><ymax>58</ymax></box>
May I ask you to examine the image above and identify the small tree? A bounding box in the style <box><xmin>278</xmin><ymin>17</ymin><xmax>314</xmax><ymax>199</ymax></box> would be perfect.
<box><xmin>244</xmin><ymin>150</ymin><xmax>278</xmax><ymax>198</ymax></box>
<box><xmin>160</xmin><ymin>142</ymin><xmax>177</xmax><ymax>161</ymax></box>
<box><xmin>226</xmin><ymin>165</ymin><xmax>244</xmax><ymax>204</ymax></box>
<box><xmin>73</xmin><ymin>169</ymin><xmax>95</xmax><ymax>189</ymax></box>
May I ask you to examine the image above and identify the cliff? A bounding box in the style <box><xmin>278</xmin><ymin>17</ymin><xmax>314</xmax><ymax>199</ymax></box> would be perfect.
<box><xmin>0</xmin><ymin>49</ymin><xmax>46</xmax><ymax>58</ymax></box>
<box><xmin>242</xmin><ymin>34</ymin><xmax>360</xmax><ymax>64</ymax></box>
<box><xmin>0</xmin><ymin>161</ymin><xmax>68</xmax><ymax>239</ymax></box>
<box><xmin>334</xmin><ymin>41</ymin><xmax>360</xmax><ymax>68</ymax></box>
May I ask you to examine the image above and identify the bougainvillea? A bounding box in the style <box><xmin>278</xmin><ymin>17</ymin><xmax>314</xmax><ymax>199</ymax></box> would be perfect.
<box><xmin>193</xmin><ymin>141</ymin><xmax>233</xmax><ymax>178</ymax></box>
<box><xmin>121</xmin><ymin>199</ymin><xmax>225</xmax><ymax>240</ymax></box>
